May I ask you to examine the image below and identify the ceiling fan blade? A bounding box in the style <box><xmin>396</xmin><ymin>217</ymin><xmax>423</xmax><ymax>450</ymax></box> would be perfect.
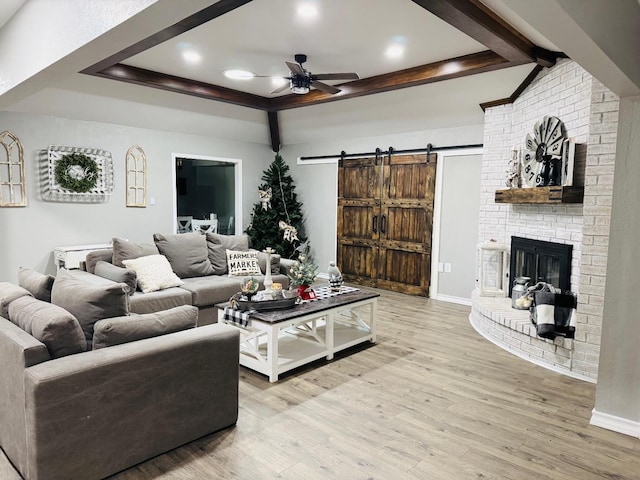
<box><xmin>269</xmin><ymin>83</ymin><xmax>291</xmax><ymax>94</ymax></box>
<box><xmin>285</xmin><ymin>61</ymin><xmax>305</xmax><ymax>76</ymax></box>
<box><xmin>312</xmin><ymin>81</ymin><xmax>341</xmax><ymax>94</ymax></box>
<box><xmin>313</xmin><ymin>73</ymin><xmax>359</xmax><ymax>81</ymax></box>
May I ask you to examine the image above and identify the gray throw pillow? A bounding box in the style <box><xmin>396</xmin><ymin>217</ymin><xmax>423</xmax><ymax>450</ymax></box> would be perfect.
<box><xmin>112</xmin><ymin>237</ymin><xmax>159</xmax><ymax>268</ymax></box>
<box><xmin>51</xmin><ymin>269</ymin><xmax>130</xmax><ymax>348</ymax></box>
<box><xmin>153</xmin><ymin>232</ymin><xmax>214</xmax><ymax>278</ymax></box>
<box><xmin>95</xmin><ymin>260</ymin><xmax>137</xmax><ymax>292</ymax></box>
<box><xmin>8</xmin><ymin>295</ymin><xmax>87</xmax><ymax>358</ymax></box>
<box><xmin>92</xmin><ymin>305</ymin><xmax>198</xmax><ymax>349</ymax></box>
<box><xmin>85</xmin><ymin>249</ymin><xmax>114</xmax><ymax>274</ymax></box>
<box><xmin>205</xmin><ymin>233</ymin><xmax>250</xmax><ymax>275</ymax></box>
<box><xmin>0</xmin><ymin>282</ymin><xmax>32</xmax><ymax>318</ymax></box>
<box><xmin>18</xmin><ymin>267</ymin><xmax>55</xmax><ymax>302</ymax></box>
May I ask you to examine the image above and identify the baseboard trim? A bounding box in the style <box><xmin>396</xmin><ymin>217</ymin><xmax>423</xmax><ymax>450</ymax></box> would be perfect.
<box><xmin>432</xmin><ymin>294</ymin><xmax>471</xmax><ymax>306</ymax></box>
<box><xmin>590</xmin><ymin>409</ymin><xmax>640</xmax><ymax>438</ymax></box>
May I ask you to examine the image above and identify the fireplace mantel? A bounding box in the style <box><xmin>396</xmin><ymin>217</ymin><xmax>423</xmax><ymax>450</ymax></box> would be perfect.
<box><xmin>495</xmin><ymin>186</ymin><xmax>584</xmax><ymax>204</ymax></box>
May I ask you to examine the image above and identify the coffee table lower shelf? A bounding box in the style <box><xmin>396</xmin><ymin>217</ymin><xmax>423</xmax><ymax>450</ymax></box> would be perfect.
<box><xmin>217</xmin><ymin>295</ymin><xmax>377</xmax><ymax>382</ymax></box>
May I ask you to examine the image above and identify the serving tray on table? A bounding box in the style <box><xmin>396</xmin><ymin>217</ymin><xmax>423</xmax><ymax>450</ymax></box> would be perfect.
<box><xmin>236</xmin><ymin>296</ymin><xmax>297</xmax><ymax>312</ymax></box>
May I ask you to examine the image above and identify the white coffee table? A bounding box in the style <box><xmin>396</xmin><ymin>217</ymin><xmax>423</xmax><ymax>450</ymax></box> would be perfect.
<box><xmin>216</xmin><ymin>288</ymin><xmax>378</xmax><ymax>382</ymax></box>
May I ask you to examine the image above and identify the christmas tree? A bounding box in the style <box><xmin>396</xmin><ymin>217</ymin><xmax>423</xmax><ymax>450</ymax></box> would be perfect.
<box><xmin>246</xmin><ymin>153</ymin><xmax>306</xmax><ymax>259</ymax></box>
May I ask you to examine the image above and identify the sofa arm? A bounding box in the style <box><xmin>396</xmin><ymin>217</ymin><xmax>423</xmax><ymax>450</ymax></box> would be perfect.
<box><xmin>0</xmin><ymin>318</ymin><xmax>50</xmax><ymax>479</ymax></box>
<box><xmin>23</xmin><ymin>324</ymin><xmax>239</xmax><ymax>480</ymax></box>
<box><xmin>279</xmin><ymin>257</ymin><xmax>296</xmax><ymax>275</ymax></box>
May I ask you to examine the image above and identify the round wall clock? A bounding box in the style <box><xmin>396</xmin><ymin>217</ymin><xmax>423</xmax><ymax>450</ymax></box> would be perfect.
<box><xmin>521</xmin><ymin>115</ymin><xmax>567</xmax><ymax>187</ymax></box>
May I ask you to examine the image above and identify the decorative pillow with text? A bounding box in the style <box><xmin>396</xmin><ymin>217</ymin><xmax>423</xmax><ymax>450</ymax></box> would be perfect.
<box><xmin>226</xmin><ymin>250</ymin><xmax>261</xmax><ymax>276</ymax></box>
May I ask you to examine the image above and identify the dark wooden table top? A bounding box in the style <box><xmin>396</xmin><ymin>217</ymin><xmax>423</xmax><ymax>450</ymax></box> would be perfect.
<box><xmin>216</xmin><ymin>289</ymin><xmax>379</xmax><ymax>324</ymax></box>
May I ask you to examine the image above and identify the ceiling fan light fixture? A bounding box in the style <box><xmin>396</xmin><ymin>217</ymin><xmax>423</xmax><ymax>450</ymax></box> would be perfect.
<box><xmin>290</xmin><ymin>75</ymin><xmax>311</xmax><ymax>94</ymax></box>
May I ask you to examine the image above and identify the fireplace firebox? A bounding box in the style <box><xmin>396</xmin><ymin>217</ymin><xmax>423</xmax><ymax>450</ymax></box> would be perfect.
<box><xmin>509</xmin><ymin>237</ymin><xmax>572</xmax><ymax>296</ymax></box>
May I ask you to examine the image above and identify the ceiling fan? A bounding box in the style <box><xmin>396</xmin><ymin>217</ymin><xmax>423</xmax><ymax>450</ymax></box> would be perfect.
<box><xmin>270</xmin><ymin>54</ymin><xmax>359</xmax><ymax>95</ymax></box>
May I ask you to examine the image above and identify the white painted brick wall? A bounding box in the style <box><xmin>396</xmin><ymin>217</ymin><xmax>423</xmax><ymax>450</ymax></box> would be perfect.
<box><xmin>475</xmin><ymin>60</ymin><xmax>619</xmax><ymax>381</ymax></box>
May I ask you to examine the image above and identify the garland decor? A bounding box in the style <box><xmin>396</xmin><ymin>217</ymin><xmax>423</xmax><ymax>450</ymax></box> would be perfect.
<box><xmin>54</xmin><ymin>153</ymin><xmax>99</xmax><ymax>193</ymax></box>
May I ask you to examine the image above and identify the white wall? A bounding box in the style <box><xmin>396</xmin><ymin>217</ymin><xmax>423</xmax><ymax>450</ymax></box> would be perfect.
<box><xmin>435</xmin><ymin>153</ymin><xmax>482</xmax><ymax>303</ymax></box>
<box><xmin>0</xmin><ymin>111</ymin><xmax>271</xmax><ymax>282</ymax></box>
<box><xmin>592</xmin><ymin>96</ymin><xmax>640</xmax><ymax>435</ymax></box>
<box><xmin>280</xmin><ymin>124</ymin><xmax>484</xmax><ymax>276</ymax></box>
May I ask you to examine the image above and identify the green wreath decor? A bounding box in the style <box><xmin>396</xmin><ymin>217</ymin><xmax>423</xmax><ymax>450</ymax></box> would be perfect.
<box><xmin>54</xmin><ymin>153</ymin><xmax>99</xmax><ymax>193</ymax></box>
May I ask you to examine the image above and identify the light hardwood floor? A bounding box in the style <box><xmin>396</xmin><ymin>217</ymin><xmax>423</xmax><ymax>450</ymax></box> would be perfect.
<box><xmin>2</xmin><ymin>288</ymin><xmax>638</xmax><ymax>479</ymax></box>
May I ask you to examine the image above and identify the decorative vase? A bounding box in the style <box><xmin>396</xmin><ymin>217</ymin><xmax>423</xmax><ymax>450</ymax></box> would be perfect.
<box><xmin>297</xmin><ymin>285</ymin><xmax>317</xmax><ymax>300</ymax></box>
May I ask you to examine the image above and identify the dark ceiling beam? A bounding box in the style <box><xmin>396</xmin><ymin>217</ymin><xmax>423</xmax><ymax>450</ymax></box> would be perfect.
<box><xmin>269</xmin><ymin>50</ymin><xmax>525</xmax><ymax>111</ymax></box>
<box><xmin>479</xmin><ymin>64</ymin><xmax>543</xmax><ymax>111</ymax></box>
<box><xmin>93</xmin><ymin>64</ymin><xmax>271</xmax><ymax>110</ymax></box>
<box><xmin>267</xmin><ymin>111</ymin><xmax>281</xmax><ymax>152</ymax></box>
<box><xmin>411</xmin><ymin>0</ymin><xmax>557</xmax><ymax>67</ymax></box>
<box><xmin>82</xmin><ymin>0</ymin><xmax>253</xmax><ymax>74</ymax></box>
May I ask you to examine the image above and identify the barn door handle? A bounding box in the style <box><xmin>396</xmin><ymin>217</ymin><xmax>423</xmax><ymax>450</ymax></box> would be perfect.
<box><xmin>372</xmin><ymin>215</ymin><xmax>378</xmax><ymax>233</ymax></box>
<box><xmin>381</xmin><ymin>215</ymin><xmax>387</xmax><ymax>234</ymax></box>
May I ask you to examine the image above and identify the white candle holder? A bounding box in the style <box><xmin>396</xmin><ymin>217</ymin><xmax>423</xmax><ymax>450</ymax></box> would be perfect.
<box><xmin>263</xmin><ymin>247</ymin><xmax>274</xmax><ymax>292</ymax></box>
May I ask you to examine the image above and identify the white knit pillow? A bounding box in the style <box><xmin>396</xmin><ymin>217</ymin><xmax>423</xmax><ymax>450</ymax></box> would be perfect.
<box><xmin>122</xmin><ymin>255</ymin><xmax>183</xmax><ymax>293</ymax></box>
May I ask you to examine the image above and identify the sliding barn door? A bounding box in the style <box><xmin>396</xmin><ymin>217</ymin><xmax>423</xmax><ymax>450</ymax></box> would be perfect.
<box><xmin>337</xmin><ymin>156</ymin><xmax>380</xmax><ymax>285</ymax></box>
<box><xmin>337</xmin><ymin>152</ymin><xmax>437</xmax><ymax>296</ymax></box>
<box><xmin>378</xmin><ymin>153</ymin><xmax>436</xmax><ymax>295</ymax></box>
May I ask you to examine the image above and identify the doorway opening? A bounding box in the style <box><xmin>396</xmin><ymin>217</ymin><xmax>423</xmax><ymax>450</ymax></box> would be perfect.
<box><xmin>172</xmin><ymin>153</ymin><xmax>242</xmax><ymax>235</ymax></box>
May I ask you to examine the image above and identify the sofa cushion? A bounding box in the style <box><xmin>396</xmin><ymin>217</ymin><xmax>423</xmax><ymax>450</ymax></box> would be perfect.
<box><xmin>95</xmin><ymin>261</ymin><xmax>137</xmax><ymax>293</ymax></box>
<box><xmin>129</xmin><ymin>287</ymin><xmax>193</xmax><ymax>314</ymax></box>
<box><xmin>153</xmin><ymin>232</ymin><xmax>214</xmax><ymax>278</ymax></box>
<box><xmin>51</xmin><ymin>269</ymin><xmax>130</xmax><ymax>348</ymax></box>
<box><xmin>85</xmin><ymin>248</ymin><xmax>114</xmax><ymax>273</ymax></box>
<box><xmin>8</xmin><ymin>295</ymin><xmax>87</xmax><ymax>358</ymax></box>
<box><xmin>180</xmin><ymin>273</ymin><xmax>290</xmax><ymax>307</ymax></box>
<box><xmin>0</xmin><ymin>282</ymin><xmax>32</xmax><ymax>318</ymax></box>
<box><xmin>255</xmin><ymin>250</ymin><xmax>281</xmax><ymax>275</ymax></box>
<box><xmin>226</xmin><ymin>250</ymin><xmax>261</xmax><ymax>276</ymax></box>
<box><xmin>122</xmin><ymin>254</ymin><xmax>183</xmax><ymax>293</ymax></box>
<box><xmin>92</xmin><ymin>305</ymin><xmax>198</xmax><ymax>350</ymax></box>
<box><xmin>179</xmin><ymin>276</ymin><xmax>243</xmax><ymax>307</ymax></box>
<box><xmin>18</xmin><ymin>267</ymin><xmax>55</xmax><ymax>302</ymax></box>
<box><xmin>112</xmin><ymin>237</ymin><xmax>159</xmax><ymax>268</ymax></box>
<box><xmin>205</xmin><ymin>233</ymin><xmax>250</xmax><ymax>274</ymax></box>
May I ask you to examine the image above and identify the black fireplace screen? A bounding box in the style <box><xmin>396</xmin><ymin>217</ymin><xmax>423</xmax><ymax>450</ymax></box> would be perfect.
<box><xmin>509</xmin><ymin>237</ymin><xmax>572</xmax><ymax>296</ymax></box>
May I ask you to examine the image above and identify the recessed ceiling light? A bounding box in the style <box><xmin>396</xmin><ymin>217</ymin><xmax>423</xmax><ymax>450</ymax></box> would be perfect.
<box><xmin>385</xmin><ymin>36</ymin><xmax>407</xmax><ymax>59</ymax></box>
<box><xmin>223</xmin><ymin>69</ymin><xmax>256</xmax><ymax>80</ymax></box>
<box><xmin>297</xmin><ymin>2</ymin><xmax>318</xmax><ymax>19</ymax></box>
<box><xmin>182</xmin><ymin>50</ymin><xmax>202</xmax><ymax>64</ymax></box>
<box><xmin>385</xmin><ymin>44</ymin><xmax>404</xmax><ymax>59</ymax></box>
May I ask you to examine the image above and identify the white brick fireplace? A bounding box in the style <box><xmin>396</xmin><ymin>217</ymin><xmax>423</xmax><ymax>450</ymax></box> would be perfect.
<box><xmin>470</xmin><ymin>59</ymin><xmax>619</xmax><ymax>381</ymax></box>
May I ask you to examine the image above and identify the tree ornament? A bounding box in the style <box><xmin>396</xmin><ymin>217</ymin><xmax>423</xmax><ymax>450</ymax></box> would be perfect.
<box><xmin>259</xmin><ymin>186</ymin><xmax>272</xmax><ymax>211</ymax></box>
<box><xmin>279</xmin><ymin>220</ymin><xmax>299</xmax><ymax>243</ymax></box>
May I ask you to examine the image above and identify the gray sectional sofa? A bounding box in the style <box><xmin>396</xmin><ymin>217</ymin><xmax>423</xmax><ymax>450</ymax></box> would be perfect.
<box><xmin>0</xmin><ymin>265</ymin><xmax>240</xmax><ymax>480</ymax></box>
<box><xmin>83</xmin><ymin>232</ymin><xmax>292</xmax><ymax>325</ymax></box>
